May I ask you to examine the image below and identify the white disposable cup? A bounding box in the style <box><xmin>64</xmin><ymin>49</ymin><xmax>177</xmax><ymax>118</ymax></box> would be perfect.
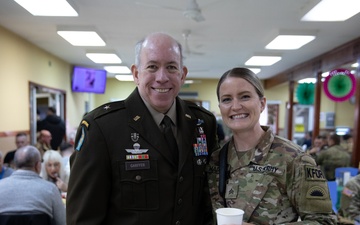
<box><xmin>215</xmin><ymin>208</ymin><xmax>244</xmax><ymax>225</ymax></box>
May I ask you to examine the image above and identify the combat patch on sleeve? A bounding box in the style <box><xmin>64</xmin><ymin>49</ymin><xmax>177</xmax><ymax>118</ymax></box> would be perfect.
<box><xmin>75</xmin><ymin>126</ymin><xmax>86</xmax><ymax>151</ymax></box>
<box><xmin>305</xmin><ymin>165</ymin><xmax>326</xmax><ymax>181</ymax></box>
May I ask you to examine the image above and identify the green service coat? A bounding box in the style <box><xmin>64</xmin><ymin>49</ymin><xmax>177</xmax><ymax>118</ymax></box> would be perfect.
<box><xmin>67</xmin><ymin>88</ymin><xmax>219</xmax><ymax>225</ymax></box>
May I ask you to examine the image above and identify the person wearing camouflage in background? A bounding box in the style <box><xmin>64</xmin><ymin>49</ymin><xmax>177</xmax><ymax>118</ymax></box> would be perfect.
<box><xmin>339</xmin><ymin>174</ymin><xmax>360</xmax><ymax>220</ymax></box>
<box><xmin>207</xmin><ymin>67</ymin><xmax>337</xmax><ymax>224</ymax></box>
<box><xmin>315</xmin><ymin>132</ymin><xmax>351</xmax><ymax>181</ymax></box>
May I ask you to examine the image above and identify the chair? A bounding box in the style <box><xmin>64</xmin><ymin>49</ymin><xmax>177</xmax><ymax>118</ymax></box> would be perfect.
<box><xmin>0</xmin><ymin>213</ymin><xmax>52</xmax><ymax>225</ymax></box>
<box><xmin>335</xmin><ymin>167</ymin><xmax>359</xmax><ymax>186</ymax></box>
<box><xmin>327</xmin><ymin>181</ymin><xmax>338</xmax><ymax>214</ymax></box>
<box><xmin>335</xmin><ymin>167</ymin><xmax>359</xmax><ymax>178</ymax></box>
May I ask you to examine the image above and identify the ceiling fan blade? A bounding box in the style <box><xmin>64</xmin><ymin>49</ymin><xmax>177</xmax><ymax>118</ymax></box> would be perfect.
<box><xmin>183</xmin><ymin>0</ymin><xmax>205</xmax><ymax>22</ymax></box>
<box><xmin>135</xmin><ymin>2</ymin><xmax>181</xmax><ymax>11</ymax></box>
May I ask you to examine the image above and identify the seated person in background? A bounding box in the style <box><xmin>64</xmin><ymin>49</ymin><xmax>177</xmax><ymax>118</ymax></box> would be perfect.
<box><xmin>341</xmin><ymin>133</ymin><xmax>353</xmax><ymax>155</ymax></box>
<box><xmin>0</xmin><ymin>145</ymin><xmax>65</xmax><ymax>225</ymax></box>
<box><xmin>307</xmin><ymin>134</ymin><xmax>328</xmax><ymax>157</ymax></box>
<box><xmin>338</xmin><ymin>174</ymin><xmax>360</xmax><ymax>221</ymax></box>
<box><xmin>316</xmin><ymin>132</ymin><xmax>350</xmax><ymax>181</ymax></box>
<box><xmin>300</xmin><ymin>131</ymin><xmax>313</xmax><ymax>151</ymax></box>
<box><xmin>0</xmin><ymin>152</ymin><xmax>13</xmax><ymax>179</ymax></box>
<box><xmin>40</xmin><ymin>150</ymin><xmax>69</xmax><ymax>192</ymax></box>
<box><xmin>59</xmin><ymin>142</ymin><xmax>74</xmax><ymax>178</ymax></box>
<box><xmin>37</xmin><ymin>107</ymin><xmax>66</xmax><ymax>150</ymax></box>
<box><xmin>3</xmin><ymin>132</ymin><xmax>29</xmax><ymax>169</ymax></box>
<box><xmin>36</xmin><ymin>130</ymin><xmax>52</xmax><ymax>158</ymax></box>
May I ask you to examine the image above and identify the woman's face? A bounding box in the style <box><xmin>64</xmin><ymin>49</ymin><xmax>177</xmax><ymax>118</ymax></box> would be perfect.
<box><xmin>45</xmin><ymin>159</ymin><xmax>60</xmax><ymax>178</ymax></box>
<box><xmin>218</xmin><ymin>76</ymin><xmax>266</xmax><ymax>133</ymax></box>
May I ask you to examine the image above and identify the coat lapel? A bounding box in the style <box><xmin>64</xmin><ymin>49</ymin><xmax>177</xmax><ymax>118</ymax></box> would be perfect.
<box><xmin>176</xmin><ymin>98</ymin><xmax>197</xmax><ymax>170</ymax></box>
<box><xmin>125</xmin><ymin>89</ymin><xmax>177</xmax><ymax>167</ymax></box>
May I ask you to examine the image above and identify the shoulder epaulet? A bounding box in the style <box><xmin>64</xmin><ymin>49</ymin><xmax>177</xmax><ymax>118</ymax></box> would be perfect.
<box><xmin>184</xmin><ymin>100</ymin><xmax>213</xmax><ymax>117</ymax></box>
<box><xmin>92</xmin><ymin>101</ymin><xmax>125</xmax><ymax>119</ymax></box>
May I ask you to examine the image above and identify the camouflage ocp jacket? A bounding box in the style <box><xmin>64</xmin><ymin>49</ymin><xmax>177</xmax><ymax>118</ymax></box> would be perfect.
<box><xmin>207</xmin><ymin>126</ymin><xmax>337</xmax><ymax>225</ymax></box>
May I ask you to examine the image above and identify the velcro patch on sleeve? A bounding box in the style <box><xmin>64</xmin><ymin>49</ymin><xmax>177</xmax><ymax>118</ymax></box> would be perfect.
<box><xmin>305</xmin><ymin>165</ymin><xmax>326</xmax><ymax>181</ymax></box>
<box><xmin>75</xmin><ymin>126</ymin><xmax>86</xmax><ymax>151</ymax></box>
<box><xmin>306</xmin><ymin>186</ymin><xmax>329</xmax><ymax>199</ymax></box>
<box><xmin>342</xmin><ymin>187</ymin><xmax>354</xmax><ymax>197</ymax></box>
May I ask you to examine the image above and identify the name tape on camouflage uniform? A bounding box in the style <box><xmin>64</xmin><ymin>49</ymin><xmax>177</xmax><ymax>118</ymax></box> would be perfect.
<box><xmin>249</xmin><ymin>165</ymin><xmax>281</xmax><ymax>175</ymax></box>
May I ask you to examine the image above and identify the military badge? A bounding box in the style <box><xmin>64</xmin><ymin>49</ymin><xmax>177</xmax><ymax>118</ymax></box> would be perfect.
<box><xmin>125</xmin><ymin>143</ymin><xmax>148</xmax><ymax>154</ymax></box>
<box><xmin>131</xmin><ymin>133</ymin><xmax>139</xmax><ymax>142</ymax></box>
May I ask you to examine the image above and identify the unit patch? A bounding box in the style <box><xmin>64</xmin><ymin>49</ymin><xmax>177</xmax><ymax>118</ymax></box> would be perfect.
<box><xmin>75</xmin><ymin>126</ymin><xmax>86</xmax><ymax>151</ymax></box>
<box><xmin>306</xmin><ymin>186</ymin><xmax>328</xmax><ymax>199</ymax></box>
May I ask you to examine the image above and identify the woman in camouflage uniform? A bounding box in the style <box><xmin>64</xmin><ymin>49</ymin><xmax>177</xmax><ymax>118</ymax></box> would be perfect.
<box><xmin>207</xmin><ymin>67</ymin><xmax>336</xmax><ymax>224</ymax></box>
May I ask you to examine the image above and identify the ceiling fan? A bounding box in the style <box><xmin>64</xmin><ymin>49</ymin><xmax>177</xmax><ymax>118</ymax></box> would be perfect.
<box><xmin>135</xmin><ymin>0</ymin><xmax>205</xmax><ymax>22</ymax></box>
<box><xmin>182</xmin><ymin>29</ymin><xmax>204</xmax><ymax>56</ymax></box>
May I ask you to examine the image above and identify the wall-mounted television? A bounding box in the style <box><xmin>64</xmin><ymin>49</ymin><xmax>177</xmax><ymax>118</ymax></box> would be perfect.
<box><xmin>71</xmin><ymin>66</ymin><xmax>107</xmax><ymax>94</ymax></box>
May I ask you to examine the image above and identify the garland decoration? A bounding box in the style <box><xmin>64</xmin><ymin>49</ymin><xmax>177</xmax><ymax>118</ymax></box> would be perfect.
<box><xmin>324</xmin><ymin>68</ymin><xmax>356</xmax><ymax>102</ymax></box>
<box><xmin>296</xmin><ymin>83</ymin><xmax>315</xmax><ymax>105</ymax></box>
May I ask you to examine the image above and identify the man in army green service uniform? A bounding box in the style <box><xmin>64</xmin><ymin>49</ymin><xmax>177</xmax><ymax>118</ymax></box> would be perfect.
<box><xmin>66</xmin><ymin>32</ymin><xmax>219</xmax><ymax>225</ymax></box>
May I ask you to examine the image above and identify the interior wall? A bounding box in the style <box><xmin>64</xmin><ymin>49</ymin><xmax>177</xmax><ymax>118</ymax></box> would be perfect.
<box><xmin>0</xmin><ymin>25</ymin><xmax>88</xmax><ymax>154</ymax></box>
<box><xmin>0</xmin><ymin>24</ymin><xmax>356</xmax><ymax>156</ymax></box>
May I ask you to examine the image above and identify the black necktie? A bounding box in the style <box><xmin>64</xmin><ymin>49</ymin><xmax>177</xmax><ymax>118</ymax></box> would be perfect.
<box><xmin>162</xmin><ymin>115</ymin><xmax>179</xmax><ymax>163</ymax></box>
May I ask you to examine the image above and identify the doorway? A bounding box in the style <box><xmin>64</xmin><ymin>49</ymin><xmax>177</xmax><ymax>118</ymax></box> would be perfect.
<box><xmin>29</xmin><ymin>82</ymin><xmax>66</xmax><ymax>145</ymax></box>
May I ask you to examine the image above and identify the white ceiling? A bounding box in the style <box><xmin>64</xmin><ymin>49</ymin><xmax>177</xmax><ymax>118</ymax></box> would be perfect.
<box><xmin>1</xmin><ymin>0</ymin><xmax>360</xmax><ymax>81</ymax></box>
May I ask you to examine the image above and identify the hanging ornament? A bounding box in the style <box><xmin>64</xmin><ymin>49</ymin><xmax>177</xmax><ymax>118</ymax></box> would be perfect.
<box><xmin>324</xmin><ymin>68</ymin><xmax>356</xmax><ymax>102</ymax></box>
<box><xmin>296</xmin><ymin>83</ymin><xmax>315</xmax><ymax>105</ymax></box>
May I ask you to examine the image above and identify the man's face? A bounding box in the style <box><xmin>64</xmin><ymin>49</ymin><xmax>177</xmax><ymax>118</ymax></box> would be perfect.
<box><xmin>132</xmin><ymin>34</ymin><xmax>187</xmax><ymax>113</ymax></box>
<box><xmin>41</xmin><ymin>132</ymin><xmax>52</xmax><ymax>145</ymax></box>
<box><xmin>16</xmin><ymin>135</ymin><xmax>28</xmax><ymax>148</ymax></box>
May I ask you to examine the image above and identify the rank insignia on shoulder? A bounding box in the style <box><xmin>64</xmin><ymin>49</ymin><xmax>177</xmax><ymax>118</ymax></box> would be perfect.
<box><xmin>103</xmin><ymin>105</ymin><xmax>111</xmax><ymax>110</ymax></box>
<box><xmin>75</xmin><ymin>126</ymin><xmax>86</xmax><ymax>151</ymax></box>
<box><xmin>305</xmin><ymin>165</ymin><xmax>326</xmax><ymax>181</ymax></box>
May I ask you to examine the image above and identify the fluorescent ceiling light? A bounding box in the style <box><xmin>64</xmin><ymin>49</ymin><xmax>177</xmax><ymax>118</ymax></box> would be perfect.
<box><xmin>352</xmin><ymin>62</ymin><xmax>359</xmax><ymax>67</ymax></box>
<box><xmin>322</xmin><ymin>71</ymin><xmax>329</xmax><ymax>77</ymax></box>
<box><xmin>86</xmin><ymin>53</ymin><xmax>122</xmax><ymax>64</ymax></box>
<box><xmin>298</xmin><ymin>78</ymin><xmax>317</xmax><ymax>83</ymax></box>
<box><xmin>248</xmin><ymin>68</ymin><xmax>261</xmax><ymax>74</ymax></box>
<box><xmin>13</xmin><ymin>0</ymin><xmax>78</xmax><ymax>16</ymax></box>
<box><xmin>301</xmin><ymin>0</ymin><xmax>360</xmax><ymax>21</ymax></box>
<box><xmin>57</xmin><ymin>31</ymin><xmax>106</xmax><ymax>46</ymax></box>
<box><xmin>245</xmin><ymin>56</ymin><xmax>282</xmax><ymax>66</ymax></box>
<box><xmin>115</xmin><ymin>75</ymin><xmax>134</xmax><ymax>81</ymax></box>
<box><xmin>266</xmin><ymin>35</ymin><xmax>316</xmax><ymax>50</ymax></box>
<box><xmin>104</xmin><ymin>66</ymin><xmax>131</xmax><ymax>74</ymax></box>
